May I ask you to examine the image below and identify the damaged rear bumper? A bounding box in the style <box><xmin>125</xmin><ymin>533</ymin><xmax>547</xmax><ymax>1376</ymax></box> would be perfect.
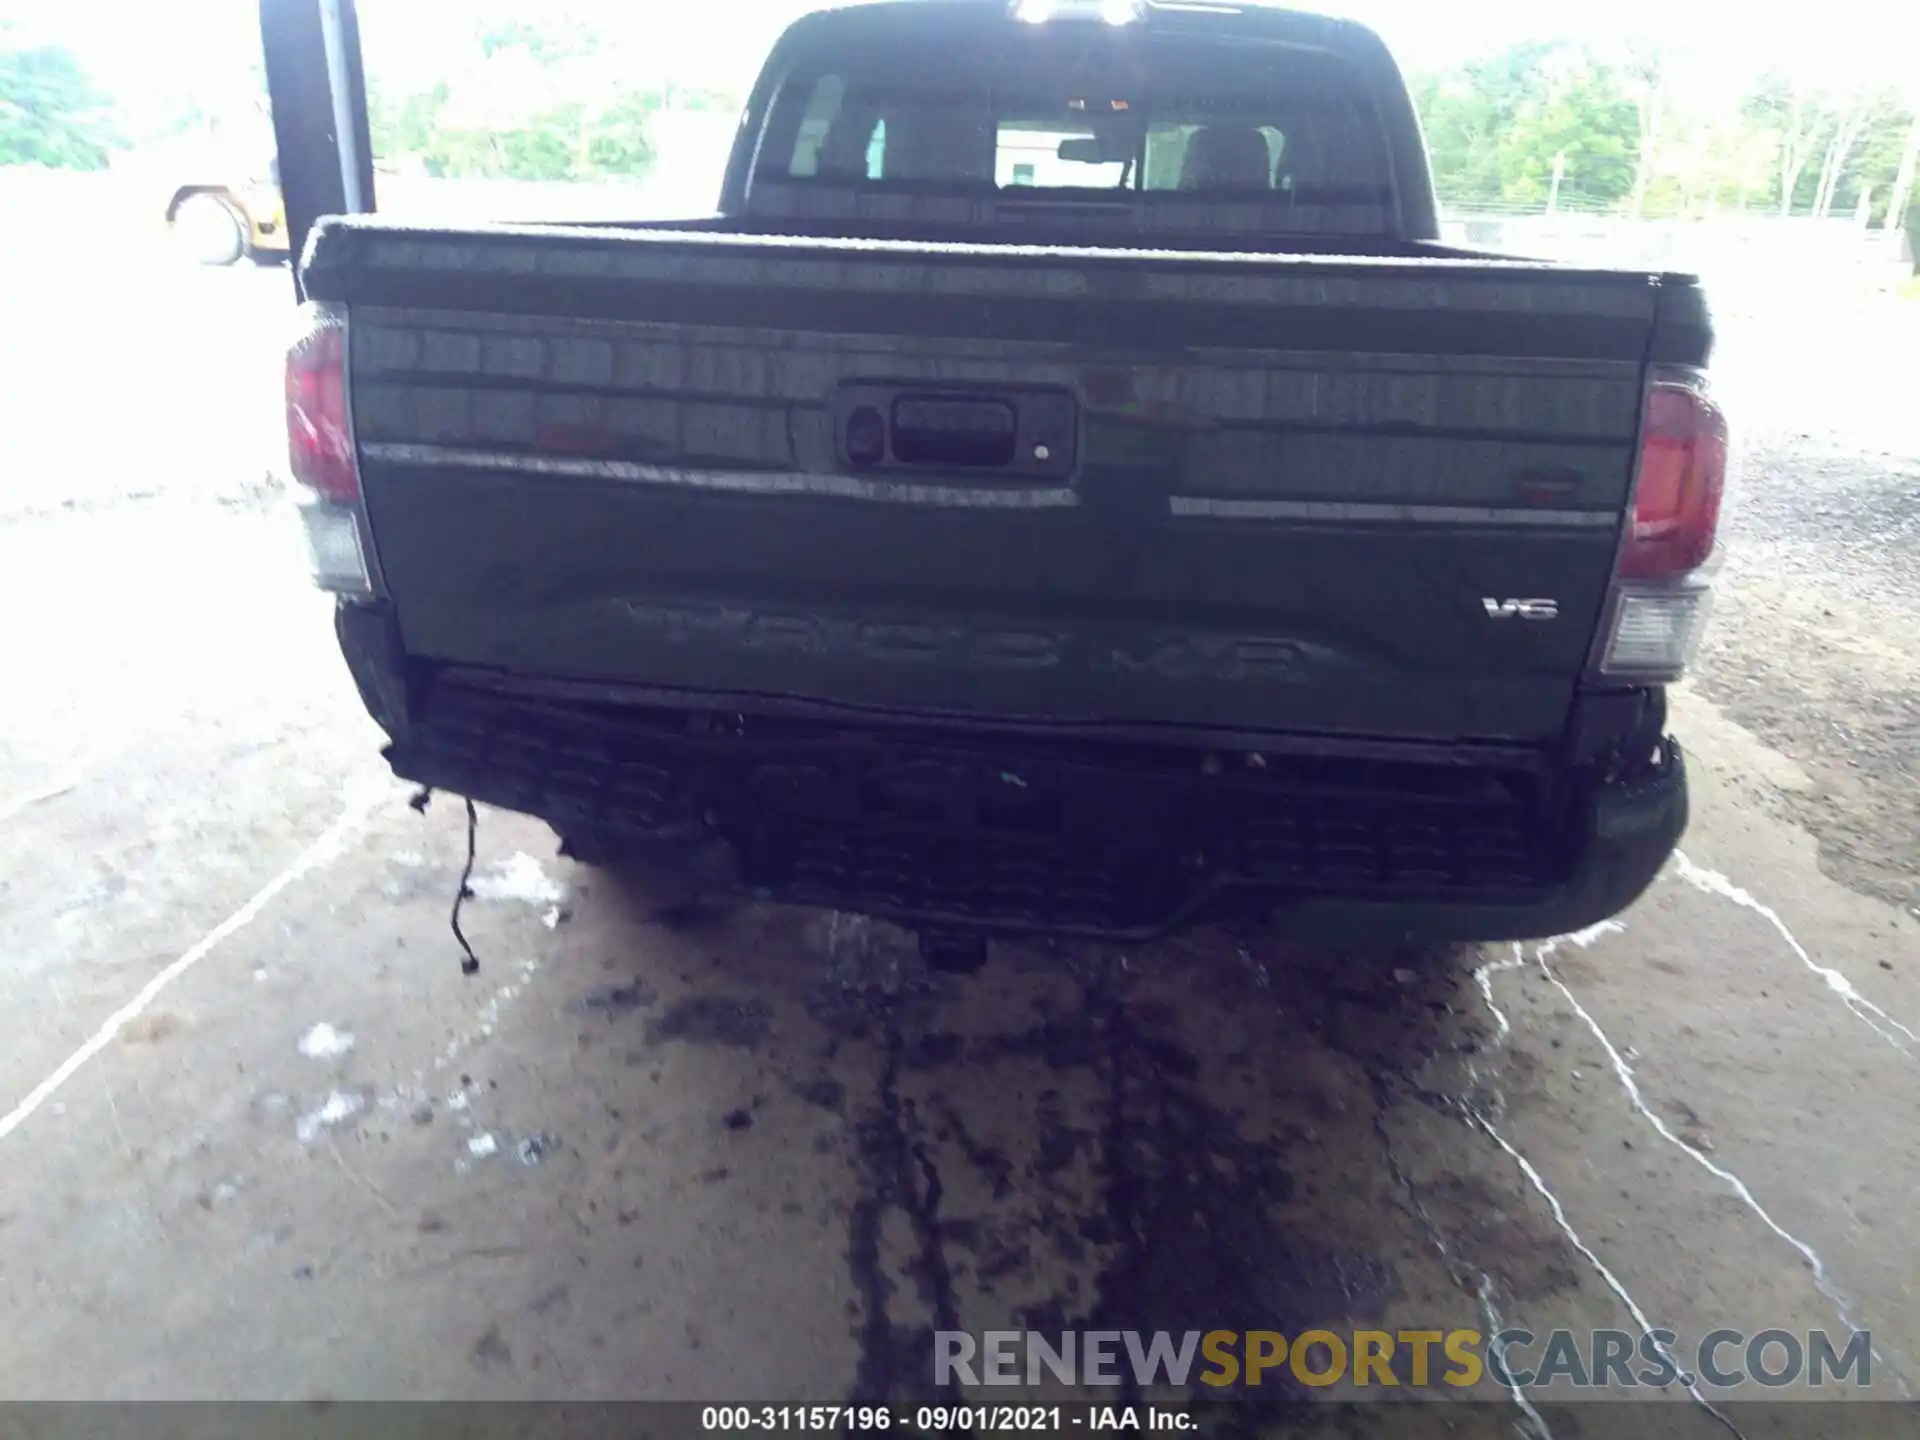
<box><xmin>1258</xmin><ymin>740</ymin><xmax>1684</xmax><ymax>945</ymax></box>
<box><xmin>339</xmin><ymin>602</ymin><xmax>1684</xmax><ymax>948</ymax></box>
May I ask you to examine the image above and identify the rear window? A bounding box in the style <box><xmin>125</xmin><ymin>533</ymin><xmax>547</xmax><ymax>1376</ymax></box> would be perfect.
<box><xmin>762</xmin><ymin>25</ymin><xmax>1395</xmax><ymax>233</ymax></box>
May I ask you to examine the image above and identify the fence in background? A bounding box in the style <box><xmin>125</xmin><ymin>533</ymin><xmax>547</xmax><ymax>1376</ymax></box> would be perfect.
<box><xmin>1440</xmin><ymin>210</ymin><xmax>1915</xmax><ymax>305</ymax></box>
<box><xmin>5</xmin><ymin>163</ymin><xmax>1913</xmax><ymax>294</ymax></box>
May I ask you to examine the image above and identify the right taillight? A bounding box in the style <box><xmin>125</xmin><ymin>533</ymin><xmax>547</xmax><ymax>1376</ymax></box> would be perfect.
<box><xmin>285</xmin><ymin>302</ymin><xmax>377</xmax><ymax>597</ymax></box>
<box><xmin>1597</xmin><ymin>367</ymin><xmax>1728</xmax><ymax>681</ymax></box>
<box><xmin>1619</xmin><ymin>374</ymin><xmax>1727</xmax><ymax>580</ymax></box>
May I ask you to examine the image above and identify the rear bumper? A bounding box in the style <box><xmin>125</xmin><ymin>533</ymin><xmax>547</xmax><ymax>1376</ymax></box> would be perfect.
<box><xmin>1260</xmin><ymin>741</ymin><xmax>1684</xmax><ymax>945</ymax></box>
<box><xmin>338</xmin><ymin>603</ymin><xmax>1684</xmax><ymax>948</ymax></box>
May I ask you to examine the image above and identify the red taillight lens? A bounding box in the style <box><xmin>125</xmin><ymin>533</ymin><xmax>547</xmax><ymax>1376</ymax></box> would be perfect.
<box><xmin>285</xmin><ymin>303</ymin><xmax>375</xmax><ymax>596</ymax></box>
<box><xmin>286</xmin><ymin>306</ymin><xmax>358</xmax><ymax>504</ymax></box>
<box><xmin>1619</xmin><ymin>376</ymin><xmax>1727</xmax><ymax>579</ymax></box>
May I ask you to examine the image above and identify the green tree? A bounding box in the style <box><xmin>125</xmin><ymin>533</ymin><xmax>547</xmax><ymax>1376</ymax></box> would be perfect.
<box><xmin>1838</xmin><ymin>95</ymin><xmax>1917</xmax><ymax>224</ymax></box>
<box><xmin>580</xmin><ymin>93</ymin><xmax>655</xmax><ymax>176</ymax></box>
<box><xmin>365</xmin><ymin>14</ymin><xmax>663</xmax><ymax>183</ymax></box>
<box><xmin>1739</xmin><ymin>74</ymin><xmax>1809</xmax><ymax>212</ymax></box>
<box><xmin>1411</xmin><ymin>42</ymin><xmax>1557</xmax><ymax>207</ymax></box>
<box><xmin>1412</xmin><ymin>43</ymin><xmax>1639</xmax><ymax>212</ymax></box>
<box><xmin>368</xmin><ymin>78</ymin><xmax>449</xmax><ymax>163</ymax></box>
<box><xmin>0</xmin><ymin>34</ymin><xmax>121</xmax><ymax>169</ymax></box>
<box><xmin>477</xmin><ymin>18</ymin><xmax>601</xmax><ymax>65</ymax></box>
<box><xmin>1512</xmin><ymin>64</ymin><xmax>1640</xmax><ymax>209</ymax></box>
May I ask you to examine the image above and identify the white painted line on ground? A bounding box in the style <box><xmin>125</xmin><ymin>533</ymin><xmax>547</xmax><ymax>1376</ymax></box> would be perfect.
<box><xmin>1673</xmin><ymin>850</ymin><xmax>1919</xmax><ymax>1054</ymax></box>
<box><xmin>1471</xmin><ymin>1111</ymin><xmax>1744</xmax><ymax>1436</ymax></box>
<box><xmin>1532</xmin><ymin>919</ymin><xmax>1627</xmax><ymax>969</ymax></box>
<box><xmin>1376</xmin><ymin>1102</ymin><xmax>1553</xmax><ymax>1437</ymax></box>
<box><xmin>1472</xmin><ymin>943</ymin><xmax>1530</xmax><ymax>1049</ymax></box>
<box><xmin>1472</xmin><ymin>923</ymin><xmax>1623</xmax><ymax>1054</ymax></box>
<box><xmin>1476</xmin><ymin>1275</ymin><xmax>1556</xmax><ymax>1440</ymax></box>
<box><xmin>0</xmin><ymin>783</ymin><xmax>383</xmax><ymax>1147</ymax></box>
<box><xmin>1534</xmin><ymin>935</ymin><xmax>1909</xmax><ymax>1397</ymax></box>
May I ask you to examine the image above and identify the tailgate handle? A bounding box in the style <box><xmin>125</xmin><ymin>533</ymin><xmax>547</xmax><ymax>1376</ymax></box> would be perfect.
<box><xmin>891</xmin><ymin>396</ymin><xmax>1018</xmax><ymax>467</ymax></box>
<box><xmin>837</xmin><ymin>383</ymin><xmax>1078</xmax><ymax>480</ymax></box>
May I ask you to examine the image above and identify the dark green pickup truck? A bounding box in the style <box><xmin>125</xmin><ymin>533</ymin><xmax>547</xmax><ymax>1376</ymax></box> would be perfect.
<box><xmin>283</xmin><ymin>0</ymin><xmax>1726</xmax><ymax>961</ymax></box>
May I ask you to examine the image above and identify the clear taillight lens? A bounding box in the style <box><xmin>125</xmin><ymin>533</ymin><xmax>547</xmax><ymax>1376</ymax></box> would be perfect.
<box><xmin>1601</xmin><ymin>581</ymin><xmax>1713</xmax><ymax>679</ymax></box>
<box><xmin>300</xmin><ymin>504</ymin><xmax>370</xmax><ymax>594</ymax></box>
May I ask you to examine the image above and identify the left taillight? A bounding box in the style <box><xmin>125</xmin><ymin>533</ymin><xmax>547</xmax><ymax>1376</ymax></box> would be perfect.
<box><xmin>285</xmin><ymin>302</ymin><xmax>377</xmax><ymax>596</ymax></box>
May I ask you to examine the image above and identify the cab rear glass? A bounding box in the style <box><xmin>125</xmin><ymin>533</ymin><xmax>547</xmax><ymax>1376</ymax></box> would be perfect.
<box><xmin>753</xmin><ymin>25</ymin><xmax>1397</xmax><ymax>236</ymax></box>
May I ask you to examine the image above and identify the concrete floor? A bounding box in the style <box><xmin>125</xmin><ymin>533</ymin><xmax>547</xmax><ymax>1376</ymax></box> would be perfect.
<box><xmin>1</xmin><ymin>254</ymin><xmax>1917</xmax><ymax>1436</ymax></box>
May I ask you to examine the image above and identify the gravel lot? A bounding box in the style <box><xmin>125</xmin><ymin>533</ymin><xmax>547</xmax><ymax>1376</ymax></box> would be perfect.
<box><xmin>1699</xmin><ymin>296</ymin><xmax>1920</xmax><ymax>914</ymax></box>
<box><xmin>1</xmin><ymin>208</ymin><xmax>1917</xmax><ymax>1433</ymax></box>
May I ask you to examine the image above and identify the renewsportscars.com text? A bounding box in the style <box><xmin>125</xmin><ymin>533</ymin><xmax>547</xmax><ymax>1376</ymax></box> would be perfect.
<box><xmin>934</xmin><ymin>1328</ymin><xmax>1875</xmax><ymax>1391</ymax></box>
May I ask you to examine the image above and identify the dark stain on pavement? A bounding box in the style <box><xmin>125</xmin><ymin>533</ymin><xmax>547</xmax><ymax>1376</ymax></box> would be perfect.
<box><xmin>468</xmin><ymin>1324</ymin><xmax>514</xmax><ymax>1373</ymax></box>
<box><xmin>650</xmin><ymin>898</ymin><xmax>744</xmax><ymax>931</ymax></box>
<box><xmin>846</xmin><ymin>1019</ymin><xmax>968</xmax><ymax>1406</ymax></box>
<box><xmin>835</xmin><ymin>944</ymin><xmax>1407</xmax><ymax>1406</ymax></box>
<box><xmin>647</xmin><ymin>996</ymin><xmax>771</xmax><ymax>1049</ymax></box>
<box><xmin>573</xmin><ymin>977</ymin><xmax>658</xmax><ymax>1018</ymax></box>
<box><xmin>793</xmin><ymin>1076</ymin><xmax>847</xmax><ymax>1111</ymax></box>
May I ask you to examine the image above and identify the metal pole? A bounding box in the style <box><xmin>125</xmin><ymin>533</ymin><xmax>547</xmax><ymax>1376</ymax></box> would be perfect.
<box><xmin>260</xmin><ymin>0</ymin><xmax>376</xmax><ymax>298</ymax></box>
<box><xmin>318</xmin><ymin>0</ymin><xmax>371</xmax><ymax>215</ymax></box>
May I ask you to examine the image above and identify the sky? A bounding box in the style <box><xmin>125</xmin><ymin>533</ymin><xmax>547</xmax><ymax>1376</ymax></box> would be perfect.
<box><xmin>7</xmin><ymin>0</ymin><xmax>1916</xmax><ymax>115</ymax></box>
